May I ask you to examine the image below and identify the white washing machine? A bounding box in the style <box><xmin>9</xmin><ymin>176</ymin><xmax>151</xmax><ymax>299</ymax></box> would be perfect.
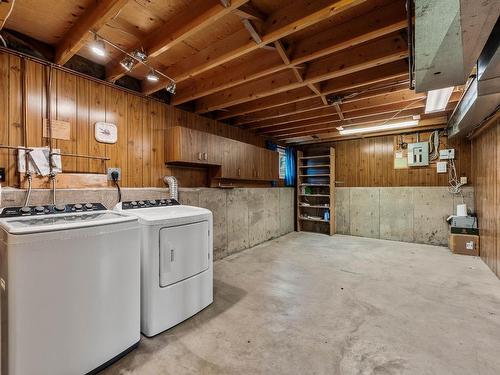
<box><xmin>0</xmin><ymin>203</ymin><xmax>141</xmax><ymax>375</ymax></box>
<box><xmin>115</xmin><ymin>199</ymin><xmax>213</xmax><ymax>337</ymax></box>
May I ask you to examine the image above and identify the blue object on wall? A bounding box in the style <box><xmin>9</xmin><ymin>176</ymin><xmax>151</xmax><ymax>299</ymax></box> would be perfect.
<box><xmin>285</xmin><ymin>146</ymin><xmax>296</xmax><ymax>187</ymax></box>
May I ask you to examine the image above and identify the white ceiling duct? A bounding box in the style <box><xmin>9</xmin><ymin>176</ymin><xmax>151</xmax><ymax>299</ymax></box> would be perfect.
<box><xmin>414</xmin><ymin>0</ymin><xmax>499</xmax><ymax>93</ymax></box>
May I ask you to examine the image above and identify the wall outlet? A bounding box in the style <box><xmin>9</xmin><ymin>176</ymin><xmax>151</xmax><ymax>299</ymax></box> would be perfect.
<box><xmin>460</xmin><ymin>176</ymin><xmax>467</xmax><ymax>184</ymax></box>
<box><xmin>107</xmin><ymin>167</ymin><xmax>121</xmax><ymax>181</ymax></box>
<box><xmin>439</xmin><ymin>149</ymin><xmax>455</xmax><ymax>160</ymax></box>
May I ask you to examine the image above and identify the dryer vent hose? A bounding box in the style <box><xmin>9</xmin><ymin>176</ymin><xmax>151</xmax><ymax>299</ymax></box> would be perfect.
<box><xmin>163</xmin><ymin>176</ymin><xmax>178</xmax><ymax>201</ymax></box>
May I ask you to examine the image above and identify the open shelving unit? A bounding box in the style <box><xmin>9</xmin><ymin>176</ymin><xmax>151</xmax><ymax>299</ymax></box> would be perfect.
<box><xmin>296</xmin><ymin>147</ymin><xmax>335</xmax><ymax>235</ymax></box>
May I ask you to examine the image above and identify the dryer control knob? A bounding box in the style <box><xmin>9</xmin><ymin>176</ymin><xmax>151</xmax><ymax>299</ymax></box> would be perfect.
<box><xmin>149</xmin><ymin>200</ymin><xmax>156</xmax><ymax>205</ymax></box>
<box><xmin>85</xmin><ymin>203</ymin><xmax>93</xmax><ymax>210</ymax></box>
<box><xmin>20</xmin><ymin>206</ymin><xmax>31</xmax><ymax>214</ymax></box>
<box><xmin>54</xmin><ymin>205</ymin><xmax>66</xmax><ymax>212</ymax></box>
<box><xmin>131</xmin><ymin>201</ymin><xmax>138</xmax><ymax>206</ymax></box>
<box><xmin>160</xmin><ymin>200</ymin><xmax>166</xmax><ymax>205</ymax></box>
<box><xmin>35</xmin><ymin>206</ymin><xmax>45</xmax><ymax>213</ymax></box>
<box><xmin>138</xmin><ymin>201</ymin><xmax>145</xmax><ymax>206</ymax></box>
<box><xmin>74</xmin><ymin>204</ymin><xmax>83</xmax><ymax>210</ymax></box>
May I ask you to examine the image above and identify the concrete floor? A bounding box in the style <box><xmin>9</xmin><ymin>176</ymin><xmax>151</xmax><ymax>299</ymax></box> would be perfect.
<box><xmin>102</xmin><ymin>232</ymin><xmax>500</xmax><ymax>375</ymax></box>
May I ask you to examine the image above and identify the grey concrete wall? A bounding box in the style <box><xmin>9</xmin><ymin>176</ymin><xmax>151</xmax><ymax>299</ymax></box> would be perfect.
<box><xmin>1</xmin><ymin>187</ymin><xmax>295</xmax><ymax>260</ymax></box>
<box><xmin>335</xmin><ymin>186</ymin><xmax>474</xmax><ymax>246</ymax></box>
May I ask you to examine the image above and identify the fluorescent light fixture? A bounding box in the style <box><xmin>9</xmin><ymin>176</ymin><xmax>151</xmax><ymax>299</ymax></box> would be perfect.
<box><xmin>146</xmin><ymin>69</ymin><xmax>159</xmax><ymax>82</ymax></box>
<box><xmin>120</xmin><ymin>57</ymin><xmax>134</xmax><ymax>71</ymax></box>
<box><xmin>425</xmin><ymin>87</ymin><xmax>454</xmax><ymax>113</ymax></box>
<box><xmin>91</xmin><ymin>36</ymin><xmax>106</xmax><ymax>57</ymax></box>
<box><xmin>338</xmin><ymin>120</ymin><xmax>419</xmax><ymax>135</ymax></box>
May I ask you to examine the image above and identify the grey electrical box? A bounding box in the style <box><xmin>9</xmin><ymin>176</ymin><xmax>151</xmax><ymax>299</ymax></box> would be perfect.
<box><xmin>407</xmin><ymin>142</ymin><xmax>429</xmax><ymax>166</ymax></box>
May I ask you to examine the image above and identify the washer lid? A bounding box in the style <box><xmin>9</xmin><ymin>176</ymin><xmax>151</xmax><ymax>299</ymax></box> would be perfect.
<box><xmin>122</xmin><ymin>205</ymin><xmax>212</xmax><ymax>226</ymax></box>
<box><xmin>0</xmin><ymin>211</ymin><xmax>137</xmax><ymax>234</ymax></box>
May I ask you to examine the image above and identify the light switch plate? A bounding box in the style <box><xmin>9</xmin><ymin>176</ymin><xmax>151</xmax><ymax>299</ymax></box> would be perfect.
<box><xmin>437</xmin><ymin>161</ymin><xmax>447</xmax><ymax>173</ymax></box>
<box><xmin>460</xmin><ymin>176</ymin><xmax>467</xmax><ymax>184</ymax></box>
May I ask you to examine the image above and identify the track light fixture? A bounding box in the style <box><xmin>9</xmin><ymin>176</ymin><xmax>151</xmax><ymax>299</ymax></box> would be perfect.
<box><xmin>131</xmin><ymin>49</ymin><xmax>147</xmax><ymax>62</ymax></box>
<box><xmin>146</xmin><ymin>69</ymin><xmax>159</xmax><ymax>82</ymax></box>
<box><xmin>91</xmin><ymin>35</ymin><xmax>106</xmax><ymax>57</ymax></box>
<box><xmin>166</xmin><ymin>81</ymin><xmax>176</xmax><ymax>94</ymax></box>
<box><xmin>89</xmin><ymin>31</ymin><xmax>176</xmax><ymax>94</ymax></box>
<box><xmin>119</xmin><ymin>57</ymin><xmax>135</xmax><ymax>71</ymax></box>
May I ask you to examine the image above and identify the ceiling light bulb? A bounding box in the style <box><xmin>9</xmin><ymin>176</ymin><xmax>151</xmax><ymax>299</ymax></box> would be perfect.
<box><xmin>336</xmin><ymin>126</ymin><xmax>344</xmax><ymax>131</ymax></box>
<box><xmin>91</xmin><ymin>37</ymin><xmax>106</xmax><ymax>57</ymax></box>
<box><xmin>339</xmin><ymin>120</ymin><xmax>419</xmax><ymax>135</ymax></box>
<box><xmin>166</xmin><ymin>81</ymin><xmax>176</xmax><ymax>94</ymax></box>
<box><xmin>120</xmin><ymin>57</ymin><xmax>134</xmax><ymax>71</ymax></box>
<box><xmin>425</xmin><ymin>87</ymin><xmax>454</xmax><ymax>113</ymax></box>
<box><xmin>146</xmin><ymin>70</ymin><xmax>159</xmax><ymax>82</ymax></box>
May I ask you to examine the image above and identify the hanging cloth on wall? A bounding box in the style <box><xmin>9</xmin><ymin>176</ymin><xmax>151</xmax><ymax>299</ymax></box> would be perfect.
<box><xmin>285</xmin><ymin>146</ymin><xmax>296</xmax><ymax>187</ymax></box>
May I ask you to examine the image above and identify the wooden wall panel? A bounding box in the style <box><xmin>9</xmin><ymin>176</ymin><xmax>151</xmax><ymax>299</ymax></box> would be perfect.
<box><xmin>472</xmin><ymin>114</ymin><xmax>499</xmax><ymax>278</ymax></box>
<box><xmin>0</xmin><ymin>50</ymin><xmax>267</xmax><ymax>188</ymax></box>
<box><xmin>303</xmin><ymin>133</ymin><xmax>471</xmax><ymax>187</ymax></box>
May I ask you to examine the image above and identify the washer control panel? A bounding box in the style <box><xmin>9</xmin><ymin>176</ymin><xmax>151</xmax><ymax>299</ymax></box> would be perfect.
<box><xmin>0</xmin><ymin>203</ymin><xmax>107</xmax><ymax>217</ymax></box>
<box><xmin>122</xmin><ymin>199</ymin><xmax>180</xmax><ymax>209</ymax></box>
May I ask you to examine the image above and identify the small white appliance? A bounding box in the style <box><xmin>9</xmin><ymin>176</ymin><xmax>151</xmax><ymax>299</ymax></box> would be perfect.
<box><xmin>115</xmin><ymin>199</ymin><xmax>213</xmax><ymax>337</ymax></box>
<box><xmin>0</xmin><ymin>203</ymin><xmax>141</xmax><ymax>375</ymax></box>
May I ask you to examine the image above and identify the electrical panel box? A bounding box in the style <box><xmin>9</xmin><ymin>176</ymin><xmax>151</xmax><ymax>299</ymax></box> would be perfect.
<box><xmin>439</xmin><ymin>149</ymin><xmax>455</xmax><ymax>160</ymax></box>
<box><xmin>407</xmin><ymin>142</ymin><xmax>429</xmax><ymax>166</ymax></box>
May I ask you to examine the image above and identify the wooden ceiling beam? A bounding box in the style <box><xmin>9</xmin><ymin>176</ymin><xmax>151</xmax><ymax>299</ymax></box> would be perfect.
<box><xmin>144</xmin><ymin>0</ymin><xmax>367</xmax><ymax>94</ymax></box>
<box><xmin>0</xmin><ymin>0</ymin><xmax>15</xmax><ymax>31</ymax></box>
<box><xmin>107</xmin><ymin>0</ymin><xmax>249</xmax><ymax>82</ymax></box>
<box><xmin>286</xmin><ymin>118</ymin><xmax>449</xmax><ymax>144</ymax></box>
<box><xmin>244</xmin><ymin>87</ymin><xmax>424</xmax><ymax>130</ymax></box>
<box><xmin>217</xmin><ymin>61</ymin><xmax>408</xmax><ymax>121</ymax></box>
<box><xmin>54</xmin><ymin>0</ymin><xmax>129</xmax><ymax>65</ymax></box>
<box><xmin>169</xmin><ymin>1</ymin><xmax>406</xmax><ymax>104</ymax></box>
<box><xmin>275</xmin><ymin>113</ymin><xmax>448</xmax><ymax>140</ymax></box>
<box><xmin>232</xmin><ymin>2</ymin><xmax>266</xmax><ymax>21</ymax></box>
<box><xmin>194</xmin><ymin>33</ymin><xmax>408</xmax><ymax>113</ymax></box>
<box><xmin>270</xmin><ymin>105</ymin><xmax>456</xmax><ymax>139</ymax></box>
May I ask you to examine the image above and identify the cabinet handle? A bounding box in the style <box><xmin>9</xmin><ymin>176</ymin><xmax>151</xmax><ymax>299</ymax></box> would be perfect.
<box><xmin>238</xmin><ymin>168</ymin><xmax>241</xmax><ymax>177</ymax></box>
<box><xmin>197</xmin><ymin>152</ymin><xmax>202</xmax><ymax>160</ymax></box>
<box><xmin>203</xmin><ymin>152</ymin><xmax>208</xmax><ymax>160</ymax></box>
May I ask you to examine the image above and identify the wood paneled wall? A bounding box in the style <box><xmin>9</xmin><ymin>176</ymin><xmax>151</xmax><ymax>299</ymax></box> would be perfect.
<box><xmin>0</xmin><ymin>51</ymin><xmax>266</xmax><ymax>188</ymax></box>
<box><xmin>302</xmin><ymin>133</ymin><xmax>471</xmax><ymax>187</ymax></box>
<box><xmin>472</xmin><ymin>113</ymin><xmax>499</xmax><ymax>278</ymax></box>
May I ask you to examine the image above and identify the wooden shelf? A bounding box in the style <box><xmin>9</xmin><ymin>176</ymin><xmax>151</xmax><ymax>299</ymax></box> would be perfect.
<box><xmin>299</xmin><ymin>155</ymin><xmax>330</xmax><ymax>160</ymax></box>
<box><xmin>299</xmin><ymin>216</ymin><xmax>330</xmax><ymax>223</ymax></box>
<box><xmin>299</xmin><ymin>205</ymin><xmax>330</xmax><ymax>209</ymax></box>
<box><xmin>299</xmin><ymin>174</ymin><xmax>330</xmax><ymax>177</ymax></box>
<box><xmin>299</xmin><ymin>164</ymin><xmax>330</xmax><ymax>168</ymax></box>
<box><xmin>299</xmin><ymin>194</ymin><xmax>330</xmax><ymax>197</ymax></box>
<box><xmin>297</xmin><ymin>147</ymin><xmax>335</xmax><ymax>236</ymax></box>
<box><xmin>300</xmin><ymin>183</ymin><xmax>329</xmax><ymax>187</ymax></box>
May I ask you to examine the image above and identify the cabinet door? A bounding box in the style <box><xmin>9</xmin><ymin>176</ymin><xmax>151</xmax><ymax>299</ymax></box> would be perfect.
<box><xmin>206</xmin><ymin>133</ymin><xmax>223</xmax><ymax>165</ymax></box>
<box><xmin>180</xmin><ymin>128</ymin><xmax>207</xmax><ymax>164</ymax></box>
<box><xmin>221</xmin><ymin>139</ymin><xmax>241</xmax><ymax>178</ymax></box>
<box><xmin>260</xmin><ymin>149</ymin><xmax>279</xmax><ymax>180</ymax></box>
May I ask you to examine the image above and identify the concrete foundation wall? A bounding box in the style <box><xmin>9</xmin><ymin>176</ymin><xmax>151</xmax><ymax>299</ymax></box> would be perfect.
<box><xmin>335</xmin><ymin>187</ymin><xmax>474</xmax><ymax>246</ymax></box>
<box><xmin>0</xmin><ymin>187</ymin><xmax>295</xmax><ymax>260</ymax></box>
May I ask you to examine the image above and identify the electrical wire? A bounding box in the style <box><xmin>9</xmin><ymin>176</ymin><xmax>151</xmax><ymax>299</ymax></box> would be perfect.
<box><xmin>112</xmin><ymin>173</ymin><xmax>122</xmax><ymax>202</ymax></box>
<box><xmin>448</xmin><ymin>159</ymin><xmax>465</xmax><ymax>195</ymax></box>
<box><xmin>428</xmin><ymin>130</ymin><xmax>440</xmax><ymax>161</ymax></box>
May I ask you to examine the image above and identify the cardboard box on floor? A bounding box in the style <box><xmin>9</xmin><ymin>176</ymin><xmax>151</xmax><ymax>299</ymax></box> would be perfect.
<box><xmin>449</xmin><ymin>233</ymin><xmax>480</xmax><ymax>256</ymax></box>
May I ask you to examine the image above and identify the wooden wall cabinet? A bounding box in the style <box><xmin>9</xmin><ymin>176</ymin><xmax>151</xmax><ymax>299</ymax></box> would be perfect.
<box><xmin>166</xmin><ymin>126</ymin><xmax>279</xmax><ymax>181</ymax></box>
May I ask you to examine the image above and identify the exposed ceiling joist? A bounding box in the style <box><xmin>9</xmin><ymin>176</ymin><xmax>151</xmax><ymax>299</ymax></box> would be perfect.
<box><xmin>54</xmin><ymin>0</ymin><xmax>129</xmax><ymax>65</ymax></box>
<box><xmin>285</xmin><ymin>117</ymin><xmax>449</xmax><ymax>144</ymax></box>
<box><xmin>0</xmin><ymin>0</ymin><xmax>15</xmax><ymax>31</ymax></box>
<box><xmin>107</xmin><ymin>0</ymin><xmax>250</xmax><ymax>82</ymax></box>
<box><xmin>217</xmin><ymin>61</ymin><xmax>409</xmax><ymax>121</ymax></box>
<box><xmin>195</xmin><ymin>33</ymin><xmax>408</xmax><ymax>112</ymax></box>
<box><xmin>170</xmin><ymin>1</ymin><xmax>407</xmax><ymax>104</ymax></box>
<box><xmin>143</xmin><ymin>0</ymin><xmax>367</xmax><ymax>94</ymax></box>
<box><xmin>233</xmin><ymin>2</ymin><xmax>265</xmax><ymax>21</ymax></box>
<box><xmin>241</xmin><ymin>18</ymin><xmax>262</xmax><ymax>43</ymax></box>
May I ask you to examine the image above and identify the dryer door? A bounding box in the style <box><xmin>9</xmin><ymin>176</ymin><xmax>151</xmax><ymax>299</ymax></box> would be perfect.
<box><xmin>159</xmin><ymin>221</ymin><xmax>209</xmax><ymax>287</ymax></box>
